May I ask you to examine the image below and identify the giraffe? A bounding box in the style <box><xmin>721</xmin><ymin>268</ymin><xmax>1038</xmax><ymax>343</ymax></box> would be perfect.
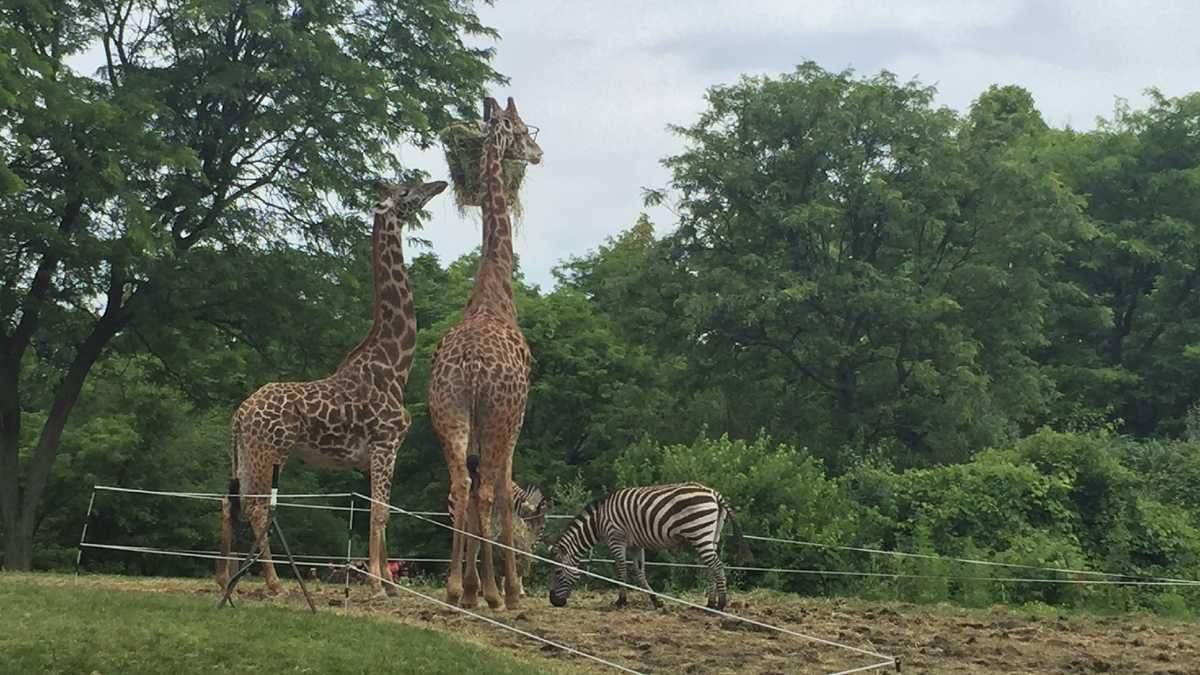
<box><xmin>429</xmin><ymin>96</ymin><xmax>542</xmax><ymax>610</ymax></box>
<box><xmin>216</xmin><ymin>179</ymin><xmax>447</xmax><ymax>599</ymax></box>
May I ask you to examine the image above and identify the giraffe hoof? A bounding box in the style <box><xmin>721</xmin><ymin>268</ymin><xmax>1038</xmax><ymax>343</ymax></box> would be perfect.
<box><xmin>484</xmin><ymin>595</ymin><xmax>503</xmax><ymax>610</ymax></box>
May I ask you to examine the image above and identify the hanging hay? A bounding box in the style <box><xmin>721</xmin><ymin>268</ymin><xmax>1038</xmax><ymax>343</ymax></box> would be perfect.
<box><xmin>439</xmin><ymin>121</ymin><xmax>527</xmax><ymax>218</ymax></box>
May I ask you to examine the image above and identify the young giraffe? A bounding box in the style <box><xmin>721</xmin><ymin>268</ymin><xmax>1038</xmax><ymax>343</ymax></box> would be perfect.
<box><xmin>430</xmin><ymin>96</ymin><xmax>542</xmax><ymax>610</ymax></box>
<box><xmin>216</xmin><ymin>180</ymin><xmax>447</xmax><ymax>598</ymax></box>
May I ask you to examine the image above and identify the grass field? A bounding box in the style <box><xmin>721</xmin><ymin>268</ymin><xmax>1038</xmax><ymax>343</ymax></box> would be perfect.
<box><xmin>0</xmin><ymin>572</ymin><xmax>579</xmax><ymax>675</ymax></box>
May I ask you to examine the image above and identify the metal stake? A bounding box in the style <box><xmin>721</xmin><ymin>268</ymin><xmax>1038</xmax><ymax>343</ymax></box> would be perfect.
<box><xmin>218</xmin><ymin>465</ymin><xmax>316</xmax><ymax>613</ymax></box>
<box><xmin>74</xmin><ymin>489</ymin><xmax>97</xmax><ymax>583</ymax></box>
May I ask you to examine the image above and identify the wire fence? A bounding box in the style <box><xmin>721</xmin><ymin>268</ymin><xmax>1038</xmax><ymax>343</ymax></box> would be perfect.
<box><xmin>79</xmin><ymin>484</ymin><xmax>901</xmax><ymax>675</ymax></box>
<box><xmin>70</xmin><ymin>483</ymin><xmax>1200</xmax><ymax>673</ymax></box>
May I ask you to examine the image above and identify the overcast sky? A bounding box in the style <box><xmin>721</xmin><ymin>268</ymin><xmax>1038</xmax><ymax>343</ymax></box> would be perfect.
<box><xmin>401</xmin><ymin>0</ymin><xmax>1200</xmax><ymax>290</ymax></box>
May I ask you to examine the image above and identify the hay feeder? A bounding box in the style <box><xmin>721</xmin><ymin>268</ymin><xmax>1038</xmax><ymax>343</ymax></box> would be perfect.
<box><xmin>440</xmin><ymin>121</ymin><xmax>527</xmax><ymax>217</ymax></box>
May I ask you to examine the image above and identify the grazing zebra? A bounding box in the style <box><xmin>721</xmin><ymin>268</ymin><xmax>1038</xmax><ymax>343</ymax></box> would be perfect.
<box><xmin>548</xmin><ymin>482</ymin><xmax>750</xmax><ymax>610</ymax></box>
<box><xmin>447</xmin><ymin>462</ymin><xmax>548</xmax><ymax>596</ymax></box>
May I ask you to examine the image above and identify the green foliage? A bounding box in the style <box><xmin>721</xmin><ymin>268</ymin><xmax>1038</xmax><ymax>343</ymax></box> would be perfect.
<box><xmin>651</xmin><ymin>64</ymin><xmax>1085</xmax><ymax>468</ymax></box>
<box><xmin>612</xmin><ymin>429</ymin><xmax>1200</xmax><ymax>613</ymax></box>
<box><xmin>1043</xmin><ymin>92</ymin><xmax>1200</xmax><ymax>436</ymax></box>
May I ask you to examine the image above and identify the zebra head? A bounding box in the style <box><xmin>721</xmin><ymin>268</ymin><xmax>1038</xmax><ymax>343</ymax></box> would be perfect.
<box><xmin>518</xmin><ymin>484</ymin><xmax>548</xmax><ymax>543</ymax></box>
<box><xmin>548</xmin><ymin>505</ymin><xmax>596</xmax><ymax>607</ymax></box>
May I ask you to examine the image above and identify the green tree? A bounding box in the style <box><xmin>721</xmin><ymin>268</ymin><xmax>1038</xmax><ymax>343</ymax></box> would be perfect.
<box><xmin>1042</xmin><ymin>92</ymin><xmax>1200</xmax><ymax>434</ymax></box>
<box><xmin>654</xmin><ymin>64</ymin><xmax>1083</xmax><ymax>467</ymax></box>
<box><xmin>1</xmin><ymin>0</ymin><xmax>500</xmax><ymax>569</ymax></box>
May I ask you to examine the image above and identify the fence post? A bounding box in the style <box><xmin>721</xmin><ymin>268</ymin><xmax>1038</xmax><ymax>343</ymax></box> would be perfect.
<box><xmin>74</xmin><ymin>489</ymin><xmax>98</xmax><ymax>583</ymax></box>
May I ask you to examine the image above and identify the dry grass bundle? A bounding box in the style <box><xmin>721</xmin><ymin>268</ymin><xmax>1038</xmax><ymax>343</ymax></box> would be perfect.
<box><xmin>439</xmin><ymin>121</ymin><xmax>526</xmax><ymax>218</ymax></box>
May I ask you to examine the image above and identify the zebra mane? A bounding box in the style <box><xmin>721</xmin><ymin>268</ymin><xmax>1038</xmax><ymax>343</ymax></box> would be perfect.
<box><xmin>553</xmin><ymin>493</ymin><xmax>609</xmax><ymax>556</ymax></box>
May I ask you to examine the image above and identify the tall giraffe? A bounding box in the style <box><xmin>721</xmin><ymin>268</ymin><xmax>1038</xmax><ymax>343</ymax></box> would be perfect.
<box><xmin>216</xmin><ymin>180</ymin><xmax>446</xmax><ymax>598</ymax></box>
<box><xmin>429</xmin><ymin>96</ymin><xmax>542</xmax><ymax>610</ymax></box>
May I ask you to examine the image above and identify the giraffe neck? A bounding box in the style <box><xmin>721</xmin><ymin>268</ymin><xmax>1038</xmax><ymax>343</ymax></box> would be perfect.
<box><xmin>464</xmin><ymin>124</ymin><xmax>517</xmax><ymax>321</ymax></box>
<box><xmin>339</xmin><ymin>212</ymin><xmax>417</xmax><ymax>384</ymax></box>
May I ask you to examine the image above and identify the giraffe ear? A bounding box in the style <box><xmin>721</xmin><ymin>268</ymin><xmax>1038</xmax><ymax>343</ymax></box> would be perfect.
<box><xmin>483</xmin><ymin>97</ymin><xmax>500</xmax><ymax>122</ymax></box>
<box><xmin>505</xmin><ymin>97</ymin><xmax>518</xmax><ymax>116</ymax></box>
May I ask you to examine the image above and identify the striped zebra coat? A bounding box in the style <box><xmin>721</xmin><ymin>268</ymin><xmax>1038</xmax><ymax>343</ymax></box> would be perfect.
<box><xmin>549</xmin><ymin>482</ymin><xmax>749</xmax><ymax>610</ymax></box>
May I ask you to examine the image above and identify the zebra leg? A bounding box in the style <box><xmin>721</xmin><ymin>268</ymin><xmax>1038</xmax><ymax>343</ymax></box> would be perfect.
<box><xmin>701</xmin><ymin>549</ymin><xmax>728</xmax><ymax>610</ymax></box>
<box><xmin>634</xmin><ymin>548</ymin><xmax>662</xmax><ymax>609</ymax></box>
<box><xmin>608</xmin><ymin>535</ymin><xmax>630</xmax><ymax>608</ymax></box>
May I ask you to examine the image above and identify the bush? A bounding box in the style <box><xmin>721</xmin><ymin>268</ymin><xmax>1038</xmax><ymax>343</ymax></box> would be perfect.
<box><xmin>607</xmin><ymin>429</ymin><xmax>1200</xmax><ymax>614</ymax></box>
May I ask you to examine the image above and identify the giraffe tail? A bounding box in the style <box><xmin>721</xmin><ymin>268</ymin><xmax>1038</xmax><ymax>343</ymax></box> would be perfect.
<box><xmin>227</xmin><ymin>479</ymin><xmax>241</xmax><ymax>523</ymax></box>
<box><xmin>466</xmin><ymin>454</ymin><xmax>481</xmax><ymax>494</ymax></box>
<box><xmin>226</xmin><ymin>416</ymin><xmax>242</xmax><ymax>523</ymax></box>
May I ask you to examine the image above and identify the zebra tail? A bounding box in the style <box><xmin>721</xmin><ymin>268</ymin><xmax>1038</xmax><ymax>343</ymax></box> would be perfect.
<box><xmin>721</xmin><ymin>495</ymin><xmax>753</xmax><ymax>564</ymax></box>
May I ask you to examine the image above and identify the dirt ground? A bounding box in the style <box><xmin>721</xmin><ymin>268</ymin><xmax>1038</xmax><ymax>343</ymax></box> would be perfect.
<box><xmin>46</xmin><ymin>575</ymin><xmax>1200</xmax><ymax>674</ymax></box>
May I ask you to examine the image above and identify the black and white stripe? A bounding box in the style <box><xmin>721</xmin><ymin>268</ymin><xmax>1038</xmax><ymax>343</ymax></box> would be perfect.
<box><xmin>548</xmin><ymin>482</ymin><xmax>749</xmax><ymax>609</ymax></box>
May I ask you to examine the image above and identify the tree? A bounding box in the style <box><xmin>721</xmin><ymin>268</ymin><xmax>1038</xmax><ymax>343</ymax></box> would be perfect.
<box><xmin>0</xmin><ymin>0</ymin><xmax>500</xmax><ymax>569</ymax></box>
<box><xmin>1042</xmin><ymin>92</ymin><xmax>1200</xmax><ymax>435</ymax></box>
<box><xmin>655</xmin><ymin>64</ymin><xmax>1084</xmax><ymax>467</ymax></box>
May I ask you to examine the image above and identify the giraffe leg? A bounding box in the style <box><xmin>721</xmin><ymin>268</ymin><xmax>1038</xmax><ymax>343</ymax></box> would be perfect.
<box><xmin>473</xmin><ymin>477</ymin><xmax>502</xmax><ymax>609</ymax></box>
<box><xmin>244</xmin><ymin>496</ymin><xmax>284</xmax><ymax>595</ymax></box>
<box><xmin>241</xmin><ymin>461</ymin><xmax>284</xmax><ymax>595</ymax></box>
<box><xmin>517</xmin><ymin>527</ymin><xmax>537</xmax><ymax>598</ymax></box>
<box><xmin>461</xmin><ymin>494</ymin><xmax>482</xmax><ymax>608</ymax></box>
<box><xmin>476</xmin><ymin>433</ymin><xmax>520</xmax><ymax>610</ymax></box>
<box><xmin>494</xmin><ymin>457</ymin><xmax>522</xmax><ymax>610</ymax></box>
<box><xmin>216</xmin><ymin>495</ymin><xmax>234</xmax><ymax>590</ymax></box>
<box><xmin>437</xmin><ymin>427</ymin><xmax>472</xmax><ymax>607</ymax></box>
<box><xmin>367</xmin><ymin>449</ymin><xmax>397</xmax><ymax>599</ymax></box>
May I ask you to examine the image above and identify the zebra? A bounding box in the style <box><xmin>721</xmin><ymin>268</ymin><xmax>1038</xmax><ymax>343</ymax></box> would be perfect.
<box><xmin>548</xmin><ymin>482</ymin><xmax>750</xmax><ymax>610</ymax></box>
<box><xmin>447</xmin><ymin>456</ymin><xmax>548</xmax><ymax>596</ymax></box>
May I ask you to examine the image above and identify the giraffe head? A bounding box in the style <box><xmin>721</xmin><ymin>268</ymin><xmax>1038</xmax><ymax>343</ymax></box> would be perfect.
<box><xmin>483</xmin><ymin>96</ymin><xmax>543</xmax><ymax>165</ymax></box>
<box><xmin>372</xmin><ymin>179</ymin><xmax>448</xmax><ymax>226</ymax></box>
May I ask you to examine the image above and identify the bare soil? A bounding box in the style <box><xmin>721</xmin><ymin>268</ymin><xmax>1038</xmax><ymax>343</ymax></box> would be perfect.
<box><xmin>43</xmin><ymin>575</ymin><xmax>1200</xmax><ymax>674</ymax></box>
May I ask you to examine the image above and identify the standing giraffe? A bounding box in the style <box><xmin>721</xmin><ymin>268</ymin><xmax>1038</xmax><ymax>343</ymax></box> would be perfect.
<box><xmin>216</xmin><ymin>180</ymin><xmax>447</xmax><ymax>598</ymax></box>
<box><xmin>429</xmin><ymin>96</ymin><xmax>542</xmax><ymax>610</ymax></box>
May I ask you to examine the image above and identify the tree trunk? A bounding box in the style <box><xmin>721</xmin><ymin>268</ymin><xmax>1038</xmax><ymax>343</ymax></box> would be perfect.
<box><xmin>3</xmin><ymin>517</ymin><xmax>33</xmax><ymax>570</ymax></box>
<box><xmin>0</xmin><ymin>295</ymin><xmax>129</xmax><ymax>570</ymax></box>
<box><xmin>1</xmin><ymin>356</ymin><xmax>24</xmax><ymax>569</ymax></box>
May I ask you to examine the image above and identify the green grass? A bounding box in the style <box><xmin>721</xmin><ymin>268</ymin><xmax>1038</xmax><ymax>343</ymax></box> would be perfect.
<box><xmin>0</xmin><ymin>573</ymin><xmax>548</xmax><ymax>674</ymax></box>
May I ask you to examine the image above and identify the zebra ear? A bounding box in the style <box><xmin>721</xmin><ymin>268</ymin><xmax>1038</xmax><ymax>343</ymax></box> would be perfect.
<box><xmin>526</xmin><ymin>485</ymin><xmax>546</xmax><ymax>512</ymax></box>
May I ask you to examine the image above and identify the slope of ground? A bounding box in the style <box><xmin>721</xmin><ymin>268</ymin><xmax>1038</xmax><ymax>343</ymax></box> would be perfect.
<box><xmin>9</xmin><ymin>573</ymin><xmax>1200</xmax><ymax>674</ymax></box>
